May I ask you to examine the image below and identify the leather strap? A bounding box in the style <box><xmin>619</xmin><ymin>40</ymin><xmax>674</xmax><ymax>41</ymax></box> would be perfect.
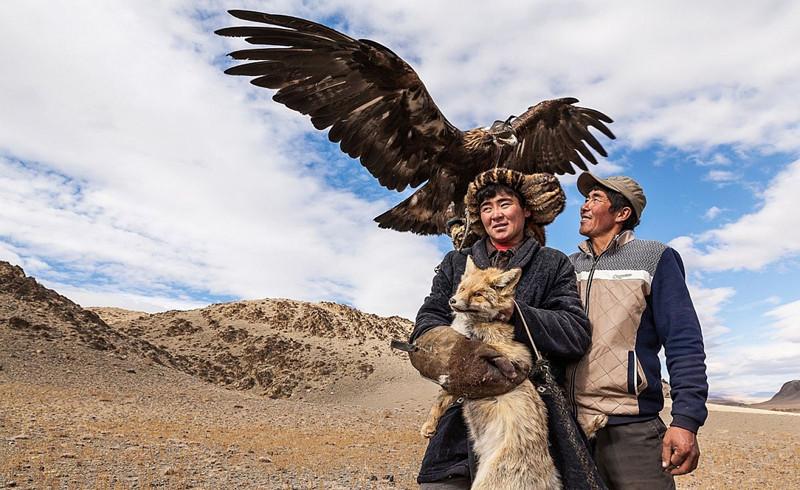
<box><xmin>513</xmin><ymin>299</ymin><xmax>542</xmax><ymax>361</ymax></box>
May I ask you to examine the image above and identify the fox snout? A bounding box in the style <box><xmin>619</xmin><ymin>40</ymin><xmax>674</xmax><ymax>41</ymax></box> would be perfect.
<box><xmin>449</xmin><ymin>296</ymin><xmax>467</xmax><ymax>312</ymax></box>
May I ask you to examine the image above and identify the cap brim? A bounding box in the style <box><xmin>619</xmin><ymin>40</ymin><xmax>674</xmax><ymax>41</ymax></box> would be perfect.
<box><xmin>577</xmin><ymin>172</ymin><xmax>603</xmax><ymax>197</ymax></box>
<box><xmin>577</xmin><ymin>172</ymin><xmax>643</xmax><ymax>224</ymax></box>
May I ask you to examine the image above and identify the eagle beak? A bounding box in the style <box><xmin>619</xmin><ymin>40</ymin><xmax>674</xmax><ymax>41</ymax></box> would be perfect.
<box><xmin>497</xmin><ymin>132</ymin><xmax>518</xmax><ymax>146</ymax></box>
<box><xmin>489</xmin><ymin>119</ymin><xmax>518</xmax><ymax>146</ymax></box>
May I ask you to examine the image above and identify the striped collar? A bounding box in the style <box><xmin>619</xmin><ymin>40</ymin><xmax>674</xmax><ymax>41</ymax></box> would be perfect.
<box><xmin>578</xmin><ymin>230</ymin><xmax>636</xmax><ymax>257</ymax></box>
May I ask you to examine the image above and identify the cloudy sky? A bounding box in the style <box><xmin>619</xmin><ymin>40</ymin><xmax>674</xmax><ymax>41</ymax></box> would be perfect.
<box><xmin>2</xmin><ymin>0</ymin><xmax>798</xmax><ymax>402</ymax></box>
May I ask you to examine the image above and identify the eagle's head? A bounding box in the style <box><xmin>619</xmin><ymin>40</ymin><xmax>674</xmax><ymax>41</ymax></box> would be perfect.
<box><xmin>488</xmin><ymin>116</ymin><xmax>518</xmax><ymax>146</ymax></box>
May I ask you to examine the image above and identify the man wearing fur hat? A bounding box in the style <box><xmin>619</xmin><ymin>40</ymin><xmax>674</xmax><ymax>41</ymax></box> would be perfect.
<box><xmin>569</xmin><ymin>172</ymin><xmax>708</xmax><ymax>488</ymax></box>
<box><xmin>408</xmin><ymin>169</ymin><xmax>592</xmax><ymax>488</ymax></box>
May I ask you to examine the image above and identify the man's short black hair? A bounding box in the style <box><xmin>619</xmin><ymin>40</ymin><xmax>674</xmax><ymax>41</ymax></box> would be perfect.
<box><xmin>590</xmin><ymin>185</ymin><xmax>639</xmax><ymax>230</ymax></box>
<box><xmin>476</xmin><ymin>183</ymin><xmax>526</xmax><ymax>209</ymax></box>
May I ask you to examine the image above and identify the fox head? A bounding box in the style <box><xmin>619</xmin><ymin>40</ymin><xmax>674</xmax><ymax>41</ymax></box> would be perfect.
<box><xmin>449</xmin><ymin>256</ymin><xmax>522</xmax><ymax>322</ymax></box>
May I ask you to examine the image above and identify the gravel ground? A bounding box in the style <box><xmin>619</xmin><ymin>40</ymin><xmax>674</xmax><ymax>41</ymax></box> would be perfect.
<box><xmin>3</xmin><ymin>338</ymin><xmax>798</xmax><ymax>489</ymax></box>
<box><xmin>0</xmin><ymin>335</ymin><xmax>426</xmax><ymax>489</ymax></box>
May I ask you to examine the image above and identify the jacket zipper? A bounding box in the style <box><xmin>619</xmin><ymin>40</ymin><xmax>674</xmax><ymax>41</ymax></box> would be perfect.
<box><xmin>569</xmin><ymin>238</ymin><xmax>614</xmax><ymax>416</ymax></box>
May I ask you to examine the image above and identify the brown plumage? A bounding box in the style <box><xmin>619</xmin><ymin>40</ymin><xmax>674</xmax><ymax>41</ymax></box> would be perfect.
<box><xmin>216</xmin><ymin>10</ymin><xmax>615</xmax><ymax>235</ymax></box>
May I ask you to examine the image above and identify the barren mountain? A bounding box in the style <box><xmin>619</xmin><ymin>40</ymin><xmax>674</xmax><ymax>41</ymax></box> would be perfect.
<box><xmin>0</xmin><ymin>261</ymin><xmax>435</xmax><ymax>487</ymax></box>
<box><xmin>89</xmin><ymin>297</ymin><xmax>417</xmax><ymax>403</ymax></box>
<box><xmin>0</xmin><ymin>261</ymin><xmax>173</xmax><ymax>361</ymax></box>
<box><xmin>751</xmin><ymin>380</ymin><xmax>800</xmax><ymax>412</ymax></box>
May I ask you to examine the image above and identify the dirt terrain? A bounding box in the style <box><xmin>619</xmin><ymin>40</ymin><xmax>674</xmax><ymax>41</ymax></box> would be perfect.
<box><xmin>1</xmin><ymin>261</ymin><xmax>798</xmax><ymax>488</ymax></box>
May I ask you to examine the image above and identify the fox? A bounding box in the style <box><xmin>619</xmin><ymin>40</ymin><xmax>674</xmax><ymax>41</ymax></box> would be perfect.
<box><xmin>420</xmin><ymin>256</ymin><xmax>561</xmax><ymax>490</ymax></box>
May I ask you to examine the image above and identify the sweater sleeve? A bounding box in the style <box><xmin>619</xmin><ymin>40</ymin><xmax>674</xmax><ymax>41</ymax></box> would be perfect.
<box><xmin>513</xmin><ymin>253</ymin><xmax>590</xmax><ymax>360</ymax></box>
<box><xmin>652</xmin><ymin>248</ymin><xmax>709</xmax><ymax>433</ymax></box>
<box><xmin>410</xmin><ymin>252</ymin><xmax>456</xmax><ymax>342</ymax></box>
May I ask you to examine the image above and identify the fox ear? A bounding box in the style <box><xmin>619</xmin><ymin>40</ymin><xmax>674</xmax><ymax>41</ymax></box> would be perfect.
<box><xmin>465</xmin><ymin>255</ymin><xmax>477</xmax><ymax>275</ymax></box>
<box><xmin>494</xmin><ymin>268</ymin><xmax>522</xmax><ymax>290</ymax></box>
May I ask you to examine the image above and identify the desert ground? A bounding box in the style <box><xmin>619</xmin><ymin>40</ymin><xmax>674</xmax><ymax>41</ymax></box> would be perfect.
<box><xmin>1</xmin><ymin>261</ymin><xmax>798</xmax><ymax>489</ymax></box>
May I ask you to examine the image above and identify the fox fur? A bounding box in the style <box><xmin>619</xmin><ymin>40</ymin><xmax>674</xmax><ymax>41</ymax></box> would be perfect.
<box><xmin>580</xmin><ymin>413</ymin><xmax>608</xmax><ymax>439</ymax></box>
<box><xmin>420</xmin><ymin>256</ymin><xmax>561</xmax><ymax>490</ymax></box>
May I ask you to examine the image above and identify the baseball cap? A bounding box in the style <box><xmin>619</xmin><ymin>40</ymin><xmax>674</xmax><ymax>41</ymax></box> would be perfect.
<box><xmin>577</xmin><ymin>172</ymin><xmax>646</xmax><ymax>224</ymax></box>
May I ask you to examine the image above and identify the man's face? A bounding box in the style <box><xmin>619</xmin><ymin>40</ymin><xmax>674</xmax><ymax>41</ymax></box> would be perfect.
<box><xmin>579</xmin><ymin>188</ymin><xmax>621</xmax><ymax>238</ymax></box>
<box><xmin>479</xmin><ymin>191</ymin><xmax>531</xmax><ymax>246</ymax></box>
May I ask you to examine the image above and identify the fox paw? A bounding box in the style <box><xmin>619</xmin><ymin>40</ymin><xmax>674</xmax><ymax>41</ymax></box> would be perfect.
<box><xmin>420</xmin><ymin>421</ymin><xmax>438</xmax><ymax>438</ymax></box>
<box><xmin>581</xmin><ymin>414</ymin><xmax>608</xmax><ymax>439</ymax></box>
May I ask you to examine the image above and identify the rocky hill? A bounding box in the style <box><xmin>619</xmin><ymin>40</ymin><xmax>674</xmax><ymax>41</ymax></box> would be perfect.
<box><xmin>90</xmin><ymin>298</ymin><xmax>414</xmax><ymax>400</ymax></box>
<box><xmin>752</xmin><ymin>380</ymin><xmax>800</xmax><ymax>412</ymax></box>
<box><xmin>0</xmin><ymin>261</ymin><xmax>171</xmax><ymax>361</ymax></box>
<box><xmin>0</xmin><ymin>260</ymin><xmax>422</xmax><ymax>404</ymax></box>
<box><xmin>0</xmin><ymin>260</ymin><xmax>431</xmax><ymax>488</ymax></box>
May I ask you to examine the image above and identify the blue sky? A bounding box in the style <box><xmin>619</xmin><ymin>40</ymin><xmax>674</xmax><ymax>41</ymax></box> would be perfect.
<box><xmin>1</xmin><ymin>1</ymin><xmax>798</xmax><ymax>401</ymax></box>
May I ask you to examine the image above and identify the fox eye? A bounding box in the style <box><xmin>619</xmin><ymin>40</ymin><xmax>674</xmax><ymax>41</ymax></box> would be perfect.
<box><xmin>472</xmin><ymin>292</ymin><xmax>483</xmax><ymax>298</ymax></box>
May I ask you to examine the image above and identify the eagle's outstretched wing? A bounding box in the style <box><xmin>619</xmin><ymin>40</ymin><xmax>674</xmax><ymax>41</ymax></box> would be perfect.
<box><xmin>216</xmin><ymin>10</ymin><xmax>463</xmax><ymax>192</ymax></box>
<box><xmin>507</xmin><ymin>97</ymin><xmax>616</xmax><ymax>175</ymax></box>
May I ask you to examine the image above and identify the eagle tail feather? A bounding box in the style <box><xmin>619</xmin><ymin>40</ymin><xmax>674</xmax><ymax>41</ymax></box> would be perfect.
<box><xmin>374</xmin><ymin>182</ymin><xmax>449</xmax><ymax>235</ymax></box>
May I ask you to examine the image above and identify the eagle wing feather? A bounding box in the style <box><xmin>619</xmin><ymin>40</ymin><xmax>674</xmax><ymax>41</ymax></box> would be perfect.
<box><xmin>508</xmin><ymin>98</ymin><xmax>615</xmax><ymax>175</ymax></box>
<box><xmin>217</xmin><ymin>10</ymin><xmax>463</xmax><ymax>192</ymax></box>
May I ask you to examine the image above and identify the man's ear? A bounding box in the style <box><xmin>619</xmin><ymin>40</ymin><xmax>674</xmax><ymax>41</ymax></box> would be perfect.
<box><xmin>615</xmin><ymin>207</ymin><xmax>632</xmax><ymax>224</ymax></box>
<box><xmin>494</xmin><ymin>268</ymin><xmax>522</xmax><ymax>290</ymax></box>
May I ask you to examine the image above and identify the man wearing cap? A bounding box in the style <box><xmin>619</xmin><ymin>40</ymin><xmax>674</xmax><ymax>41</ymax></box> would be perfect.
<box><xmin>408</xmin><ymin>169</ymin><xmax>591</xmax><ymax>488</ymax></box>
<box><xmin>569</xmin><ymin>172</ymin><xmax>708</xmax><ymax>488</ymax></box>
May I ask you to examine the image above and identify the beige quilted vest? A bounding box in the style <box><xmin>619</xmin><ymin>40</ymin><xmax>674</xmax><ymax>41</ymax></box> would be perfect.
<box><xmin>568</xmin><ymin>231</ymin><xmax>667</xmax><ymax>429</ymax></box>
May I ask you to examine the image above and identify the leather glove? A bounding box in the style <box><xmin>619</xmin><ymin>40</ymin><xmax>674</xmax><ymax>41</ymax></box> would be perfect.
<box><xmin>409</xmin><ymin>326</ymin><xmax>527</xmax><ymax>398</ymax></box>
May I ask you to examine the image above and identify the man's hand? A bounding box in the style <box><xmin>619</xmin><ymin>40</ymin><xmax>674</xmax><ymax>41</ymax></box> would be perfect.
<box><xmin>443</xmin><ymin>335</ymin><xmax>527</xmax><ymax>398</ymax></box>
<box><xmin>408</xmin><ymin>326</ymin><xmax>526</xmax><ymax>399</ymax></box>
<box><xmin>661</xmin><ymin>426</ymin><xmax>700</xmax><ymax>475</ymax></box>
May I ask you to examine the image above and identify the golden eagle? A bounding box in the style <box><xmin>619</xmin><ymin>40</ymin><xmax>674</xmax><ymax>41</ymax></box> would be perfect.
<box><xmin>216</xmin><ymin>10</ymin><xmax>615</xmax><ymax>235</ymax></box>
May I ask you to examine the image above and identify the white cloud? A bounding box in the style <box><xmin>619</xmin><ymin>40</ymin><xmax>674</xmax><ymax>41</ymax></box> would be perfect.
<box><xmin>657</xmin><ymin>280</ymin><xmax>734</xmax><ymax>391</ymax></box>
<box><xmin>700</xmin><ymin>296</ymin><xmax>800</xmax><ymax>402</ymax></box>
<box><xmin>660</xmin><ymin>281</ymin><xmax>794</xmax><ymax>403</ymax></box>
<box><xmin>1</xmin><ymin>0</ymin><xmax>799</xmax><ymax>328</ymax></box>
<box><xmin>686</xmin><ymin>282</ymin><xmax>735</xmax><ymax>345</ymax></box>
<box><xmin>670</xmin><ymin>159</ymin><xmax>800</xmax><ymax>271</ymax></box>
<box><xmin>693</xmin><ymin>153</ymin><xmax>731</xmax><ymax>167</ymax></box>
<box><xmin>704</xmin><ymin>170</ymin><xmax>737</xmax><ymax>183</ymax></box>
<box><xmin>307</xmin><ymin>0</ymin><xmax>800</xmax><ymax>154</ymax></box>
<box><xmin>0</xmin><ymin>1</ymin><xmax>442</xmax><ymax>318</ymax></box>
<box><xmin>46</xmin><ymin>282</ymin><xmax>208</xmax><ymax>313</ymax></box>
<box><xmin>558</xmin><ymin>157</ymin><xmax>628</xmax><ymax>193</ymax></box>
<box><xmin>706</xmin><ymin>341</ymin><xmax>800</xmax><ymax>403</ymax></box>
<box><xmin>765</xmin><ymin>299</ymin><xmax>800</xmax><ymax>343</ymax></box>
<box><xmin>0</xmin><ymin>242</ymin><xmax>24</xmax><ymax>269</ymax></box>
<box><xmin>703</xmin><ymin>206</ymin><xmax>723</xmax><ymax>220</ymax></box>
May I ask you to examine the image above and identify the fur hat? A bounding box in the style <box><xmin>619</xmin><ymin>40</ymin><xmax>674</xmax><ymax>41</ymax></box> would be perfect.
<box><xmin>462</xmin><ymin>169</ymin><xmax>566</xmax><ymax>246</ymax></box>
